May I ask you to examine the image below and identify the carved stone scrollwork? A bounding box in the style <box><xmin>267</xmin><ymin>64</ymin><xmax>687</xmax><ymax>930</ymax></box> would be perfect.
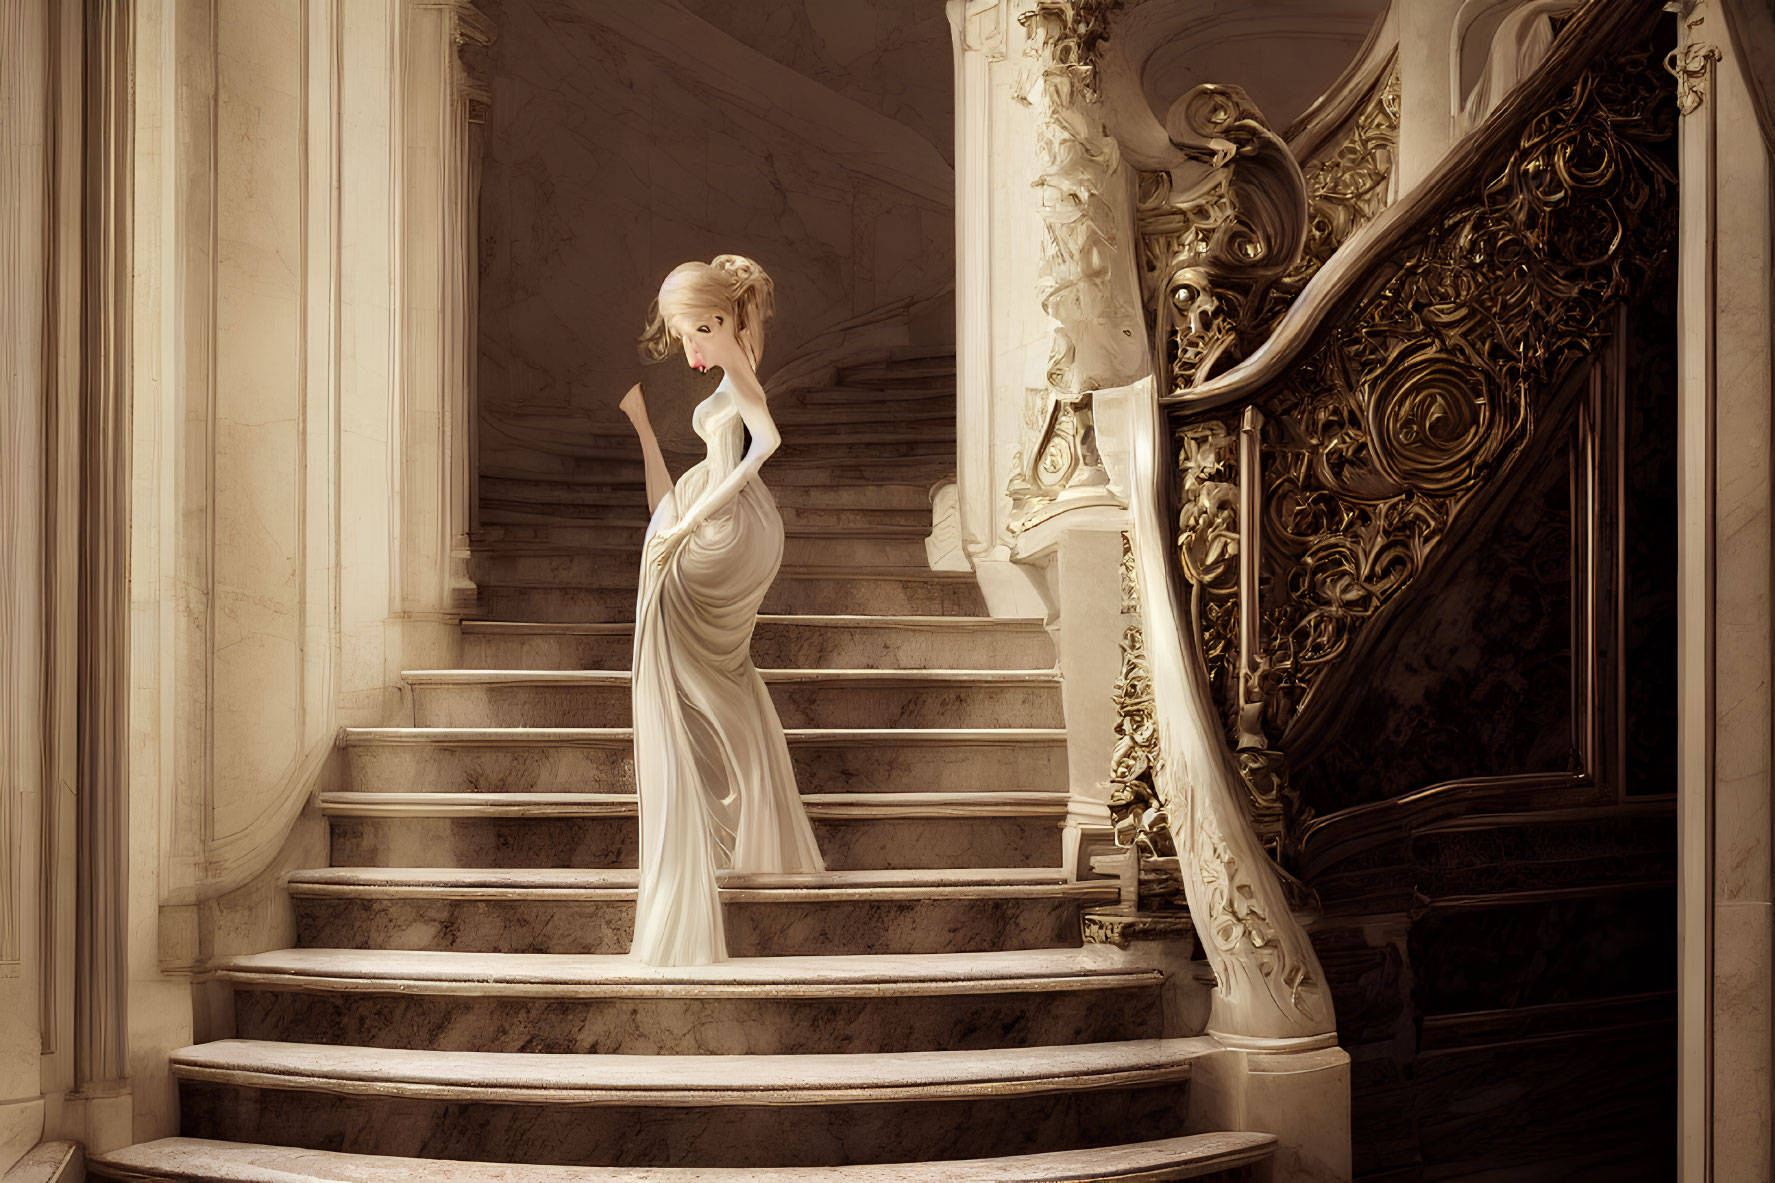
<box><xmin>1011</xmin><ymin>0</ymin><xmax>1143</xmax><ymax>539</ymax></box>
<box><xmin>1137</xmin><ymin>85</ymin><xmax>1308</xmax><ymax>392</ymax></box>
<box><xmin>1178</xmin><ymin>42</ymin><xmax>1677</xmax><ymax>754</ymax></box>
<box><xmin>1006</xmin><ymin>392</ymin><xmax>1112</xmax><ymax>529</ymax></box>
<box><xmin>1198</xmin><ymin>807</ymin><xmax>1323</xmax><ymax>1021</ymax></box>
<box><xmin>1018</xmin><ymin>0</ymin><xmax>1124</xmax><ymax>100</ymax></box>
<box><xmin>1106</xmin><ymin>534</ymin><xmax>1190</xmax><ymax>914</ymax></box>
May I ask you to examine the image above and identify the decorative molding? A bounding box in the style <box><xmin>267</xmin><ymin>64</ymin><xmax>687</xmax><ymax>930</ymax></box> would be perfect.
<box><xmin>1664</xmin><ymin>42</ymin><xmax>1719</xmax><ymax>115</ymax></box>
<box><xmin>1083</xmin><ymin>906</ymin><xmax>1194</xmax><ymax>947</ymax></box>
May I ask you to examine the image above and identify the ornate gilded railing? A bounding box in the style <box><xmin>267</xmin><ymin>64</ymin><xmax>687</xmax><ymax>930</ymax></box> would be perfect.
<box><xmin>1100</xmin><ymin>0</ymin><xmax>1675</xmax><ymax>1043</ymax></box>
<box><xmin>1168</xmin><ymin>0</ymin><xmax>1674</xmax><ymax>856</ymax></box>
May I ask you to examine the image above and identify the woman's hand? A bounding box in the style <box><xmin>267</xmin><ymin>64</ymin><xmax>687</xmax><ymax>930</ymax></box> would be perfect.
<box><xmin>644</xmin><ymin>522</ymin><xmax>682</xmax><ymax>569</ymax></box>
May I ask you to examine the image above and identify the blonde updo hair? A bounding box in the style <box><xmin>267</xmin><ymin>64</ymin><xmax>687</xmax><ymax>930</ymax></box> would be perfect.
<box><xmin>639</xmin><ymin>254</ymin><xmax>776</xmax><ymax>365</ymax></box>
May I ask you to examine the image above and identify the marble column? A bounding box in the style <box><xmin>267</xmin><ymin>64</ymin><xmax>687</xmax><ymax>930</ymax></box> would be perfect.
<box><xmin>73</xmin><ymin>0</ymin><xmax>135</xmax><ymax>1152</ymax></box>
<box><xmin>403</xmin><ymin>0</ymin><xmax>492</xmax><ymax>625</ymax></box>
<box><xmin>1674</xmin><ymin>3</ymin><xmax>1775</xmax><ymax>1178</ymax></box>
<box><xmin>1394</xmin><ymin>0</ymin><xmax>1463</xmax><ymax>195</ymax></box>
<box><xmin>948</xmin><ymin>0</ymin><xmax>1006</xmax><ymax>564</ymax></box>
<box><xmin>0</xmin><ymin>0</ymin><xmax>53</xmax><ymax>1171</ymax></box>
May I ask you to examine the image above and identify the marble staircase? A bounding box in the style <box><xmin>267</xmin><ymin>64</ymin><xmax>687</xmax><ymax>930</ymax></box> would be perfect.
<box><xmin>92</xmin><ymin>349</ymin><xmax>1268</xmax><ymax>1181</ymax></box>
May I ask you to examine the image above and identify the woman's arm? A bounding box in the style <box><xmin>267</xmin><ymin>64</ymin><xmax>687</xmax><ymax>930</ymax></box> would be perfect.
<box><xmin>619</xmin><ymin>384</ymin><xmax>675</xmax><ymax>515</ymax></box>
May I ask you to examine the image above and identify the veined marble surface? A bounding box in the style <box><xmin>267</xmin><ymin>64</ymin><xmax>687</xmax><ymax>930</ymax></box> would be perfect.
<box><xmin>173</xmin><ymin>1079</ymin><xmax>1198</xmax><ymax>1168</ymax></box>
<box><xmin>93</xmin><ymin>1131</ymin><xmax>1278</xmax><ymax>1181</ymax></box>
<box><xmin>338</xmin><ymin>726</ymin><xmax>1071</xmax><ymax>796</ymax></box>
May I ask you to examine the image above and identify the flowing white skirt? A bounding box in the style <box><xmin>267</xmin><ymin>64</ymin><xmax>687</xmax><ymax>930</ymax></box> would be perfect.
<box><xmin>628</xmin><ymin>474</ymin><xmax>825</xmax><ymax>966</ymax></box>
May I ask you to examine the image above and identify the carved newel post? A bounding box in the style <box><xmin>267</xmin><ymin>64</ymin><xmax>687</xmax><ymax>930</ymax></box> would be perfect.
<box><xmin>1006</xmin><ymin>0</ymin><xmax>1146</xmax><ymax>531</ymax></box>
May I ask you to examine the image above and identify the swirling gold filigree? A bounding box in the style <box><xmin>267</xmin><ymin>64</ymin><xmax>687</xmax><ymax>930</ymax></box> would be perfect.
<box><xmin>1255</xmin><ymin>63</ymin><xmax>1401</xmax><ymax>333</ymax></box>
<box><xmin>1137</xmin><ymin>85</ymin><xmax>1308</xmax><ymax>392</ymax></box>
<box><xmin>1173</xmin><ymin>39</ymin><xmax>1677</xmax><ymax>756</ymax></box>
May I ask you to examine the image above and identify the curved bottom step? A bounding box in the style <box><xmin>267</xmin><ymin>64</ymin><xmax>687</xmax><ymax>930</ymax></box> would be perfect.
<box><xmin>91</xmin><ymin>1132</ymin><xmax>1277</xmax><ymax>1182</ymax></box>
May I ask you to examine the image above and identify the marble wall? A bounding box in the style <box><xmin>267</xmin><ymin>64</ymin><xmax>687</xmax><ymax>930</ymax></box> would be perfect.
<box><xmin>118</xmin><ymin>0</ymin><xmax>491</xmax><ymax>1149</ymax></box>
<box><xmin>0</xmin><ymin>0</ymin><xmax>52</xmax><ymax>1171</ymax></box>
<box><xmin>474</xmin><ymin>0</ymin><xmax>956</xmax><ymax>450</ymax></box>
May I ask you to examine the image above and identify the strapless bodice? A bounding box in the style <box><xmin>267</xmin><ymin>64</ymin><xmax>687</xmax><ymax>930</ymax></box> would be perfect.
<box><xmin>674</xmin><ymin>382</ymin><xmax>745</xmax><ymax>508</ymax></box>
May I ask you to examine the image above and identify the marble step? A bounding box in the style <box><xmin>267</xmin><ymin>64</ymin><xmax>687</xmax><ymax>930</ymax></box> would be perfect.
<box><xmin>475</xmin><ymin>562</ymin><xmax>983</xmax><ymax>600</ymax></box>
<box><xmin>474</xmin><ymin>569</ymin><xmax>990</xmax><ymax>622</ymax></box>
<box><xmin>221</xmin><ymin>946</ymin><xmax>1165</xmax><ymax>1055</ymax></box>
<box><xmin>340</xmin><ymin>726</ymin><xmax>1070</xmax><ymax>796</ymax></box>
<box><xmin>835</xmin><ymin>364</ymin><xmax>956</xmax><ymax>390</ymax></box>
<box><xmin>475</xmin><ymin>521</ymin><xmax>930</xmax><ymax>553</ymax></box>
<box><xmin>477</xmin><ymin>526</ymin><xmax>936</xmax><ymax>570</ymax></box>
<box><xmin>480</xmin><ymin>475</ymin><xmax>937</xmax><ymax>510</ymax></box>
<box><xmin>801</xmin><ymin>382</ymin><xmax>956</xmax><ymax>404</ymax></box>
<box><xmin>91</xmin><ymin>1132</ymin><xmax>1276</xmax><ymax>1182</ymax></box>
<box><xmin>474</xmin><ymin>520</ymin><xmax>652</xmax><ymax>548</ymax></box>
<box><xmin>474</xmin><ymin>544</ymin><xmax>946</xmax><ymax>587</ymax></box>
<box><xmin>460</xmin><ymin>616</ymin><xmax>1055</xmax><ymax>671</ymax></box>
<box><xmin>479</xmin><ymin>500</ymin><xmax>935</xmax><ymax>529</ymax></box>
<box><xmin>770</xmin><ymin>399</ymin><xmax>955</xmax><ymax>427</ymax></box>
<box><xmin>166</xmin><ymin>1037</ymin><xmax>1212</xmax><ymax>1167</ymax></box>
<box><xmin>405</xmin><ymin>668</ymin><xmax>1064</xmax><ymax>729</ymax></box>
<box><xmin>288</xmin><ymin>866</ymin><xmax>1118</xmax><ymax>956</ymax></box>
<box><xmin>487</xmin><ymin>440</ymin><xmax>957</xmax><ymax>476</ymax></box>
<box><xmin>321</xmin><ymin>791</ymin><xmax>1066</xmax><ymax>871</ymax></box>
<box><xmin>767</xmin><ymin>444</ymin><xmax>956</xmax><ymax>470</ymax></box>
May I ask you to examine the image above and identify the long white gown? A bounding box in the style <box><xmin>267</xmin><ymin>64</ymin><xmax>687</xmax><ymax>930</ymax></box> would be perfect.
<box><xmin>628</xmin><ymin>379</ymin><xmax>825</xmax><ymax>966</ymax></box>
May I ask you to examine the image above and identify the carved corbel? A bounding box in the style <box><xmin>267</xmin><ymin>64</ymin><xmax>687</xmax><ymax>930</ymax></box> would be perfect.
<box><xmin>1006</xmin><ymin>392</ymin><xmax>1116</xmax><ymax>530</ymax></box>
<box><xmin>1665</xmin><ymin>42</ymin><xmax>1720</xmax><ymax>114</ymax></box>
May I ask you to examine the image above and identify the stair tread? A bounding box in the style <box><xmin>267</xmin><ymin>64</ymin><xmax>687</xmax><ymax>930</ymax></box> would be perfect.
<box><xmin>340</xmin><ymin>726</ymin><xmax>1068</xmax><ymax>746</ymax></box>
<box><xmin>288</xmin><ymin>866</ymin><xmax>1105</xmax><ymax>896</ymax></box>
<box><xmin>216</xmin><ymin>945</ymin><xmax>1159</xmax><ymax>992</ymax></box>
<box><xmin>94</xmin><ymin>1131</ymin><xmax>1273</xmax><ymax>1182</ymax></box>
<box><xmin>319</xmin><ymin>790</ymin><xmax>1069</xmax><ymax>816</ymax></box>
<box><xmin>482</xmin><ymin>469</ymin><xmax>943</xmax><ymax>486</ymax></box>
<box><xmin>168</xmin><ymin>1036</ymin><xmax>1217</xmax><ymax>1102</ymax></box>
<box><xmin>461</xmin><ymin>614</ymin><xmax>1046</xmax><ymax>634</ymax></box>
<box><xmin>402</xmin><ymin>668</ymin><xmax>1062</xmax><ymax>685</ymax></box>
<box><xmin>476</xmin><ymin>527</ymin><xmax>939</xmax><ymax>549</ymax></box>
<box><xmin>476</xmin><ymin>566</ymin><xmax>981</xmax><ymax>586</ymax></box>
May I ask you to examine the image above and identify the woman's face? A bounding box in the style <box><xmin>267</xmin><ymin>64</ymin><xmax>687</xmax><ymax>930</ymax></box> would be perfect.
<box><xmin>671</xmin><ymin>310</ymin><xmax>739</xmax><ymax>373</ymax></box>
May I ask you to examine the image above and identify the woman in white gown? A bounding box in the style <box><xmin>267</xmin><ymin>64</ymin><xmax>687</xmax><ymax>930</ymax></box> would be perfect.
<box><xmin>618</xmin><ymin>254</ymin><xmax>824</xmax><ymax>967</ymax></box>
